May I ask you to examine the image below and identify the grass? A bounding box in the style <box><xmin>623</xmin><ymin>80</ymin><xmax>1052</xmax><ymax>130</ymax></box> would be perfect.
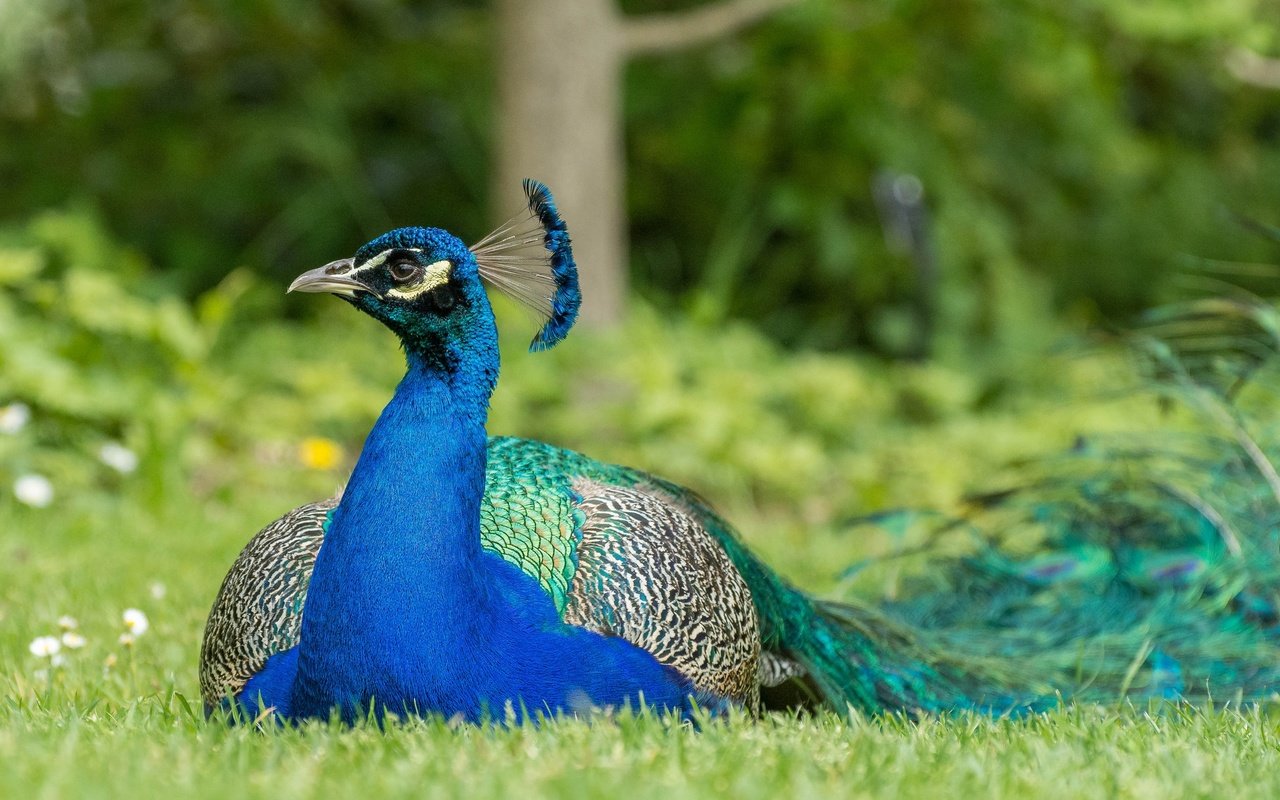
<box><xmin>8</xmin><ymin>477</ymin><xmax>1279</xmax><ymax>798</ymax></box>
<box><xmin>4</xmin><ymin>311</ymin><xmax>1279</xmax><ymax>799</ymax></box>
<box><xmin>6</xmin><ymin>691</ymin><xmax>1280</xmax><ymax>799</ymax></box>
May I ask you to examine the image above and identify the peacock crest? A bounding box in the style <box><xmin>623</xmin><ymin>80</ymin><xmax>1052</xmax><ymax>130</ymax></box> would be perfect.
<box><xmin>470</xmin><ymin>179</ymin><xmax>581</xmax><ymax>352</ymax></box>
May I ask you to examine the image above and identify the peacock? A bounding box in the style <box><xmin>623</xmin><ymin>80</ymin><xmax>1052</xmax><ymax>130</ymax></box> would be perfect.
<box><xmin>200</xmin><ymin>181</ymin><xmax>1280</xmax><ymax>723</ymax></box>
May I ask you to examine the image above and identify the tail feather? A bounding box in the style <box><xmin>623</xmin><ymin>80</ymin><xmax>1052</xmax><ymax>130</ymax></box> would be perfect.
<box><xmin>684</xmin><ymin>417</ymin><xmax>1280</xmax><ymax>715</ymax></box>
<box><xmin>674</xmin><ymin>312</ymin><xmax>1280</xmax><ymax>715</ymax></box>
<box><xmin>672</xmin><ymin>488</ymin><xmax>976</xmax><ymax>714</ymax></box>
<box><xmin>836</xmin><ymin>332</ymin><xmax>1280</xmax><ymax>709</ymax></box>
<box><xmin>646</xmin><ymin>238</ymin><xmax>1280</xmax><ymax>715</ymax></box>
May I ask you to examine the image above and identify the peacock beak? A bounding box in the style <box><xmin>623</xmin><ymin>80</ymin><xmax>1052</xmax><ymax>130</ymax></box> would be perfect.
<box><xmin>288</xmin><ymin>258</ymin><xmax>370</xmax><ymax>297</ymax></box>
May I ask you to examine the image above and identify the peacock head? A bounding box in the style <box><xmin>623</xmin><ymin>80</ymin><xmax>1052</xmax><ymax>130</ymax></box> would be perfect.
<box><xmin>288</xmin><ymin>180</ymin><xmax>581</xmax><ymax>373</ymax></box>
<box><xmin>290</xmin><ymin>226</ymin><xmax>493</xmax><ymax>367</ymax></box>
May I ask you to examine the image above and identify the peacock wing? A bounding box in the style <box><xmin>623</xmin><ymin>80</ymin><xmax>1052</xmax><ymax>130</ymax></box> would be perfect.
<box><xmin>482</xmin><ymin>436</ymin><xmax>763</xmax><ymax>707</ymax></box>
<box><xmin>560</xmin><ymin>477</ymin><xmax>761</xmax><ymax>706</ymax></box>
<box><xmin>199</xmin><ymin>499</ymin><xmax>334</xmax><ymax>708</ymax></box>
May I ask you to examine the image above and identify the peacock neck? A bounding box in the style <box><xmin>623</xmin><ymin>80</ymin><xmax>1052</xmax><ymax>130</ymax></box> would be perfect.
<box><xmin>335</xmin><ymin>352</ymin><xmax>492</xmax><ymax>565</ymax></box>
<box><xmin>292</xmin><ymin>347</ymin><xmax>500</xmax><ymax>712</ymax></box>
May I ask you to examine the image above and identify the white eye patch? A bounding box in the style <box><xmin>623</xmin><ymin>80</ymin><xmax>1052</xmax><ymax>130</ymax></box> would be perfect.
<box><xmin>386</xmin><ymin>259</ymin><xmax>453</xmax><ymax>300</ymax></box>
<box><xmin>351</xmin><ymin>247</ymin><xmax>418</xmax><ymax>274</ymax></box>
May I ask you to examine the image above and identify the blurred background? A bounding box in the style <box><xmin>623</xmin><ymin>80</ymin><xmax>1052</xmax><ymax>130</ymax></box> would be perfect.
<box><xmin>1</xmin><ymin>0</ymin><xmax>1279</xmax><ymax>579</ymax></box>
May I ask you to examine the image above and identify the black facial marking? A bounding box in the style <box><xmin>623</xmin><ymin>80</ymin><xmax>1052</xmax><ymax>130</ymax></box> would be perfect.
<box><xmin>429</xmin><ymin>285</ymin><xmax>457</xmax><ymax>312</ymax></box>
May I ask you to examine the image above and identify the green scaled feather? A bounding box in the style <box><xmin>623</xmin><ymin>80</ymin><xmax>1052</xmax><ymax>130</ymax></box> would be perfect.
<box><xmin>478</xmin><ymin>442</ymin><xmax>586</xmax><ymax>612</ymax></box>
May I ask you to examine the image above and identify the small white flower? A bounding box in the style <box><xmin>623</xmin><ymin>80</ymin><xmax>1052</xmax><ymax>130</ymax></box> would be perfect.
<box><xmin>98</xmin><ymin>442</ymin><xmax>138</xmax><ymax>474</ymax></box>
<box><xmin>61</xmin><ymin>631</ymin><xmax>86</xmax><ymax>649</ymax></box>
<box><xmin>122</xmin><ymin>608</ymin><xmax>148</xmax><ymax>636</ymax></box>
<box><xmin>13</xmin><ymin>474</ymin><xmax>53</xmax><ymax>508</ymax></box>
<box><xmin>149</xmin><ymin>582</ymin><xmax>166</xmax><ymax>600</ymax></box>
<box><xmin>50</xmin><ymin>654</ymin><xmax>66</xmax><ymax>668</ymax></box>
<box><xmin>28</xmin><ymin>636</ymin><xmax>61</xmax><ymax>658</ymax></box>
<box><xmin>57</xmin><ymin>615</ymin><xmax>78</xmax><ymax>630</ymax></box>
<box><xmin>117</xmin><ymin>633</ymin><xmax>135</xmax><ymax>647</ymax></box>
<box><xmin>0</xmin><ymin>402</ymin><xmax>30</xmax><ymax>435</ymax></box>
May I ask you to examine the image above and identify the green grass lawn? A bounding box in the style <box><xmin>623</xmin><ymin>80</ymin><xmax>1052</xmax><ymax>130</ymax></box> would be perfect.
<box><xmin>6</xmin><ymin>703</ymin><xmax>1280</xmax><ymax>800</ymax></box>
<box><xmin>7</xmin><ymin>449</ymin><xmax>1280</xmax><ymax>799</ymax></box>
<box><xmin>7</xmin><ymin>657</ymin><xmax>1280</xmax><ymax>799</ymax></box>
<box><xmin>4</xmin><ymin>307</ymin><xmax>1279</xmax><ymax>799</ymax></box>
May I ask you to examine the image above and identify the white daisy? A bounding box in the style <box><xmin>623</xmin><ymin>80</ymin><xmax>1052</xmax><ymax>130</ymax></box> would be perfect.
<box><xmin>118</xmin><ymin>633</ymin><xmax>135</xmax><ymax>647</ymax></box>
<box><xmin>61</xmin><ymin>631</ymin><xmax>86</xmax><ymax>649</ymax></box>
<box><xmin>0</xmin><ymin>402</ymin><xmax>30</xmax><ymax>435</ymax></box>
<box><xmin>122</xmin><ymin>608</ymin><xmax>149</xmax><ymax>636</ymax></box>
<box><xmin>14</xmin><ymin>474</ymin><xmax>53</xmax><ymax>508</ymax></box>
<box><xmin>28</xmin><ymin>636</ymin><xmax>61</xmax><ymax>658</ymax></box>
<box><xmin>57</xmin><ymin>615</ymin><xmax>78</xmax><ymax>630</ymax></box>
<box><xmin>98</xmin><ymin>442</ymin><xmax>139</xmax><ymax>474</ymax></box>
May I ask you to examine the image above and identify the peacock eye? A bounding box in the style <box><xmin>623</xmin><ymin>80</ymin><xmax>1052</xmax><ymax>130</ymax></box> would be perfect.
<box><xmin>388</xmin><ymin>261</ymin><xmax>420</xmax><ymax>284</ymax></box>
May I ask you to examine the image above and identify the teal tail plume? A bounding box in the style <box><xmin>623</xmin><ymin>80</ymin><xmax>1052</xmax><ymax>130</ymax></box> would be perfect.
<box><xmin>777</xmin><ymin>284</ymin><xmax>1280</xmax><ymax>713</ymax></box>
<box><xmin>866</xmin><ymin>428</ymin><xmax>1280</xmax><ymax>707</ymax></box>
<box><xmin>729</xmin><ymin>428</ymin><xmax>1280</xmax><ymax>713</ymax></box>
<box><xmin>701</xmin><ymin>254</ymin><xmax>1280</xmax><ymax>714</ymax></box>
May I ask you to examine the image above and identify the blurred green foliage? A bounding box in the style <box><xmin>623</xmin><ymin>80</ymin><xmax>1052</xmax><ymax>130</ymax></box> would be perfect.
<box><xmin>628</xmin><ymin>0</ymin><xmax>1280</xmax><ymax>352</ymax></box>
<box><xmin>0</xmin><ymin>0</ymin><xmax>492</xmax><ymax>297</ymax></box>
<box><xmin>1</xmin><ymin>0</ymin><xmax>1278</xmax><ymax>535</ymax></box>
<box><xmin>0</xmin><ymin>206</ymin><xmax>1169</xmax><ymax>555</ymax></box>
<box><xmin>0</xmin><ymin>209</ymin><xmax>208</xmax><ymax>500</ymax></box>
<box><xmin>1</xmin><ymin>1</ymin><xmax>1277</xmax><ymax>359</ymax></box>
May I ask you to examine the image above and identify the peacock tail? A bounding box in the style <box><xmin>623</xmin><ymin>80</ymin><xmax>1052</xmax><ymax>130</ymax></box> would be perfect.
<box><xmin>832</xmin><ymin>289</ymin><xmax>1280</xmax><ymax>710</ymax></box>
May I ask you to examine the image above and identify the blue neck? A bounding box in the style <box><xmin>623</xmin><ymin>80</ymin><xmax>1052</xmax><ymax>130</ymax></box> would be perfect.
<box><xmin>291</xmin><ymin>349</ymin><xmax>497</xmax><ymax>714</ymax></box>
<box><xmin>336</xmin><ymin>353</ymin><xmax>490</xmax><ymax>575</ymax></box>
<box><xmin>283</xmin><ymin>331</ymin><xmax>707</xmax><ymax>721</ymax></box>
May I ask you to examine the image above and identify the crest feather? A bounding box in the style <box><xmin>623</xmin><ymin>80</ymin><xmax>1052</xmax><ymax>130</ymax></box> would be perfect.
<box><xmin>471</xmin><ymin>180</ymin><xmax>581</xmax><ymax>351</ymax></box>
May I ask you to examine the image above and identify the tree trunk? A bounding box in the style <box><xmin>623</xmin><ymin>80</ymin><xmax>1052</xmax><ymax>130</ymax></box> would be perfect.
<box><xmin>494</xmin><ymin>0</ymin><xmax>627</xmax><ymax>327</ymax></box>
<box><xmin>494</xmin><ymin>0</ymin><xmax>799</xmax><ymax>328</ymax></box>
